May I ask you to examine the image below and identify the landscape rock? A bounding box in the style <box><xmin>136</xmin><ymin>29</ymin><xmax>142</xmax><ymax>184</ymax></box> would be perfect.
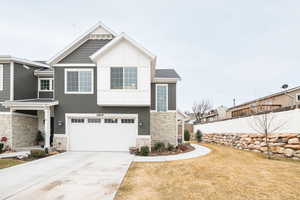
<box><xmin>288</xmin><ymin>138</ymin><xmax>299</xmax><ymax>144</ymax></box>
<box><xmin>284</xmin><ymin>148</ymin><xmax>295</xmax><ymax>157</ymax></box>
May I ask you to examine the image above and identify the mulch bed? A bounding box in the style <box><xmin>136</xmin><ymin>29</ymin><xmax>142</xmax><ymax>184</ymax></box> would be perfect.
<box><xmin>148</xmin><ymin>144</ymin><xmax>195</xmax><ymax>156</ymax></box>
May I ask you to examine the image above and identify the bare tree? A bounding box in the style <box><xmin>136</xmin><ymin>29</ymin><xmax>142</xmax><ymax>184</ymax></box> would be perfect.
<box><xmin>192</xmin><ymin>100</ymin><xmax>212</xmax><ymax>121</ymax></box>
<box><xmin>249</xmin><ymin>112</ymin><xmax>287</xmax><ymax>159</ymax></box>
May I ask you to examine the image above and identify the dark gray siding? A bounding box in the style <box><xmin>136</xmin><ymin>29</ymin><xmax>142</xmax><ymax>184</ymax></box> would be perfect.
<box><xmin>151</xmin><ymin>83</ymin><xmax>177</xmax><ymax>111</ymax></box>
<box><xmin>151</xmin><ymin>83</ymin><xmax>156</xmax><ymax>110</ymax></box>
<box><xmin>168</xmin><ymin>83</ymin><xmax>176</xmax><ymax>110</ymax></box>
<box><xmin>0</xmin><ymin>63</ymin><xmax>10</xmax><ymax>111</ymax></box>
<box><xmin>14</xmin><ymin>63</ymin><xmax>38</xmax><ymax>100</ymax></box>
<box><xmin>54</xmin><ymin>67</ymin><xmax>150</xmax><ymax>135</ymax></box>
<box><xmin>59</xmin><ymin>39</ymin><xmax>111</xmax><ymax>63</ymax></box>
<box><xmin>39</xmin><ymin>92</ymin><xmax>53</xmax><ymax>98</ymax></box>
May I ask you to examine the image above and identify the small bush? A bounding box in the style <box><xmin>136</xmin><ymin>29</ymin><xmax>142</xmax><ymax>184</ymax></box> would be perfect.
<box><xmin>184</xmin><ymin>130</ymin><xmax>190</xmax><ymax>141</ymax></box>
<box><xmin>36</xmin><ymin>131</ymin><xmax>44</xmax><ymax>144</ymax></box>
<box><xmin>30</xmin><ymin>149</ymin><xmax>47</xmax><ymax>158</ymax></box>
<box><xmin>196</xmin><ymin>130</ymin><xmax>203</xmax><ymax>142</ymax></box>
<box><xmin>178</xmin><ymin>144</ymin><xmax>189</xmax><ymax>151</ymax></box>
<box><xmin>154</xmin><ymin>142</ymin><xmax>165</xmax><ymax>152</ymax></box>
<box><xmin>167</xmin><ymin>143</ymin><xmax>175</xmax><ymax>151</ymax></box>
<box><xmin>0</xmin><ymin>143</ymin><xmax>4</xmax><ymax>153</ymax></box>
<box><xmin>140</xmin><ymin>146</ymin><xmax>150</xmax><ymax>156</ymax></box>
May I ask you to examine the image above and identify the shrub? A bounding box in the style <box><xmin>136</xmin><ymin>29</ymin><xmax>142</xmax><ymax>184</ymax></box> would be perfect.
<box><xmin>167</xmin><ymin>143</ymin><xmax>175</xmax><ymax>151</ymax></box>
<box><xmin>196</xmin><ymin>130</ymin><xmax>203</xmax><ymax>142</ymax></box>
<box><xmin>0</xmin><ymin>143</ymin><xmax>4</xmax><ymax>153</ymax></box>
<box><xmin>184</xmin><ymin>130</ymin><xmax>190</xmax><ymax>141</ymax></box>
<box><xmin>30</xmin><ymin>149</ymin><xmax>47</xmax><ymax>158</ymax></box>
<box><xmin>154</xmin><ymin>142</ymin><xmax>165</xmax><ymax>152</ymax></box>
<box><xmin>140</xmin><ymin>146</ymin><xmax>150</xmax><ymax>156</ymax></box>
<box><xmin>36</xmin><ymin>131</ymin><xmax>44</xmax><ymax>144</ymax></box>
<box><xmin>178</xmin><ymin>144</ymin><xmax>189</xmax><ymax>151</ymax></box>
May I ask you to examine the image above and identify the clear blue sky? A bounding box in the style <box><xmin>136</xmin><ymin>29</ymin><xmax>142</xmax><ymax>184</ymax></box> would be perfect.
<box><xmin>1</xmin><ymin>0</ymin><xmax>300</xmax><ymax>111</ymax></box>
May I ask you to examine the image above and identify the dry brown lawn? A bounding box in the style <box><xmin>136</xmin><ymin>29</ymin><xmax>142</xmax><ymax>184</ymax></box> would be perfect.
<box><xmin>0</xmin><ymin>159</ymin><xmax>25</xmax><ymax>169</ymax></box>
<box><xmin>115</xmin><ymin>144</ymin><xmax>300</xmax><ymax>200</ymax></box>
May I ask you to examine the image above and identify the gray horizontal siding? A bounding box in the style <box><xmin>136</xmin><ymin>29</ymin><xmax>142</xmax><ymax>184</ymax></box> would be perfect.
<box><xmin>0</xmin><ymin>63</ymin><xmax>10</xmax><ymax>111</ymax></box>
<box><xmin>59</xmin><ymin>39</ymin><xmax>111</xmax><ymax>63</ymax></box>
<box><xmin>151</xmin><ymin>83</ymin><xmax>176</xmax><ymax>111</ymax></box>
<box><xmin>14</xmin><ymin>63</ymin><xmax>38</xmax><ymax>100</ymax></box>
<box><xmin>54</xmin><ymin>67</ymin><xmax>150</xmax><ymax>135</ymax></box>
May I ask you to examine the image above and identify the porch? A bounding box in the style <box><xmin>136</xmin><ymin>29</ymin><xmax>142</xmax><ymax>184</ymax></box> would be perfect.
<box><xmin>2</xmin><ymin>99</ymin><xmax>59</xmax><ymax>150</ymax></box>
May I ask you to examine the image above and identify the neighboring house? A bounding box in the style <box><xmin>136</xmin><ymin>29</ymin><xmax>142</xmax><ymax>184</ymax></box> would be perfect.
<box><xmin>0</xmin><ymin>22</ymin><xmax>181</xmax><ymax>151</ymax></box>
<box><xmin>227</xmin><ymin>86</ymin><xmax>300</xmax><ymax>118</ymax></box>
<box><xmin>177</xmin><ymin>111</ymin><xmax>189</xmax><ymax>143</ymax></box>
<box><xmin>199</xmin><ymin>106</ymin><xmax>227</xmax><ymax>123</ymax></box>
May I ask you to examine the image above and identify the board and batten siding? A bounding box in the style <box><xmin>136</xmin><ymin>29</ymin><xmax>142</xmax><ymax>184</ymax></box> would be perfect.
<box><xmin>151</xmin><ymin>83</ymin><xmax>176</xmax><ymax>111</ymax></box>
<box><xmin>59</xmin><ymin>39</ymin><xmax>112</xmax><ymax>63</ymax></box>
<box><xmin>53</xmin><ymin>67</ymin><xmax>150</xmax><ymax>136</ymax></box>
<box><xmin>0</xmin><ymin>63</ymin><xmax>10</xmax><ymax>111</ymax></box>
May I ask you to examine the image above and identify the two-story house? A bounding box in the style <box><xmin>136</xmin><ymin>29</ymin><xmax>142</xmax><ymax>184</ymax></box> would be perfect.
<box><xmin>0</xmin><ymin>22</ymin><xmax>181</xmax><ymax>152</ymax></box>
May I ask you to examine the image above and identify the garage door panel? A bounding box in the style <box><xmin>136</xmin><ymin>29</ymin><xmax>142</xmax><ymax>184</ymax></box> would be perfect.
<box><xmin>69</xmin><ymin>116</ymin><xmax>137</xmax><ymax>151</ymax></box>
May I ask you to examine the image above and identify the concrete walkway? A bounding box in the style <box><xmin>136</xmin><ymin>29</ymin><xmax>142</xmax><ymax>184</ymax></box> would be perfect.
<box><xmin>134</xmin><ymin>144</ymin><xmax>211</xmax><ymax>162</ymax></box>
<box><xmin>0</xmin><ymin>152</ymin><xmax>133</xmax><ymax>200</ymax></box>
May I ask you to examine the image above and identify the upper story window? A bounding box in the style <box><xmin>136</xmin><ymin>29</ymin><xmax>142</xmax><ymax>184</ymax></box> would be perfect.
<box><xmin>156</xmin><ymin>84</ymin><xmax>168</xmax><ymax>112</ymax></box>
<box><xmin>65</xmin><ymin>68</ymin><xmax>93</xmax><ymax>94</ymax></box>
<box><xmin>39</xmin><ymin>78</ymin><xmax>53</xmax><ymax>92</ymax></box>
<box><xmin>0</xmin><ymin>64</ymin><xmax>3</xmax><ymax>91</ymax></box>
<box><xmin>111</xmin><ymin>67</ymin><xmax>137</xmax><ymax>89</ymax></box>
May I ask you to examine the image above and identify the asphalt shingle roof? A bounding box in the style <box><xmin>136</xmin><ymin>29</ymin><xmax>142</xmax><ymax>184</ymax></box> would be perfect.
<box><xmin>155</xmin><ymin>69</ymin><xmax>181</xmax><ymax>79</ymax></box>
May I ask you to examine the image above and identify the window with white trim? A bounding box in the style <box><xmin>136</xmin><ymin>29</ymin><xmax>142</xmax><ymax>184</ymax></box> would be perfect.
<box><xmin>71</xmin><ymin>118</ymin><xmax>85</xmax><ymax>123</ymax></box>
<box><xmin>111</xmin><ymin>67</ymin><xmax>137</xmax><ymax>89</ymax></box>
<box><xmin>121</xmin><ymin>119</ymin><xmax>135</xmax><ymax>123</ymax></box>
<box><xmin>0</xmin><ymin>64</ymin><xmax>3</xmax><ymax>91</ymax></box>
<box><xmin>88</xmin><ymin>118</ymin><xmax>101</xmax><ymax>123</ymax></box>
<box><xmin>39</xmin><ymin>78</ymin><xmax>53</xmax><ymax>92</ymax></box>
<box><xmin>156</xmin><ymin>85</ymin><xmax>168</xmax><ymax>112</ymax></box>
<box><xmin>65</xmin><ymin>69</ymin><xmax>93</xmax><ymax>94</ymax></box>
<box><xmin>104</xmin><ymin>118</ymin><xmax>118</xmax><ymax>123</ymax></box>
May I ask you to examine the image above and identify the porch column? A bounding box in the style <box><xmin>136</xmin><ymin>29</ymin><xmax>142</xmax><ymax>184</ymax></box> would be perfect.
<box><xmin>44</xmin><ymin>107</ymin><xmax>51</xmax><ymax>149</ymax></box>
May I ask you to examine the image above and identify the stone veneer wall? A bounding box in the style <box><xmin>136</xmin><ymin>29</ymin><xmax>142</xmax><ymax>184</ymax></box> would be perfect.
<box><xmin>136</xmin><ymin>137</ymin><xmax>151</xmax><ymax>149</ymax></box>
<box><xmin>203</xmin><ymin>133</ymin><xmax>300</xmax><ymax>160</ymax></box>
<box><xmin>0</xmin><ymin>114</ymin><xmax>12</xmax><ymax>148</ymax></box>
<box><xmin>12</xmin><ymin>114</ymin><xmax>38</xmax><ymax>148</ymax></box>
<box><xmin>53</xmin><ymin>135</ymin><xmax>67</xmax><ymax>151</ymax></box>
<box><xmin>150</xmin><ymin>112</ymin><xmax>177</xmax><ymax>146</ymax></box>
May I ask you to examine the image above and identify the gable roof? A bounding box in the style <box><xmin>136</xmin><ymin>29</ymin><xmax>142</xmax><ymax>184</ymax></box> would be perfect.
<box><xmin>48</xmin><ymin>21</ymin><xmax>117</xmax><ymax>65</ymax></box>
<box><xmin>155</xmin><ymin>69</ymin><xmax>181</xmax><ymax>79</ymax></box>
<box><xmin>90</xmin><ymin>32</ymin><xmax>156</xmax><ymax>61</ymax></box>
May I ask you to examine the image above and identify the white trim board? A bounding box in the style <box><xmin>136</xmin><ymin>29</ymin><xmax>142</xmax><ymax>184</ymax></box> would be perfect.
<box><xmin>53</xmin><ymin>63</ymin><xmax>96</xmax><ymax>67</ymax></box>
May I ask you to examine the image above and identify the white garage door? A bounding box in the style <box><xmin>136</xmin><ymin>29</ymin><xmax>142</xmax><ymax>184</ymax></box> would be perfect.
<box><xmin>68</xmin><ymin>115</ymin><xmax>138</xmax><ymax>151</ymax></box>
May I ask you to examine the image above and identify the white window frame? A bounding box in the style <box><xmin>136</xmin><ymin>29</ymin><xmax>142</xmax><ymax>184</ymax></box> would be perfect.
<box><xmin>110</xmin><ymin>67</ymin><xmax>138</xmax><ymax>90</ymax></box>
<box><xmin>38</xmin><ymin>78</ymin><xmax>54</xmax><ymax>92</ymax></box>
<box><xmin>156</xmin><ymin>84</ymin><xmax>168</xmax><ymax>112</ymax></box>
<box><xmin>64</xmin><ymin>68</ymin><xmax>94</xmax><ymax>94</ymax></box>
<box><xmin>0</xmin><ymin>64</ymin><xmax>3</xmax><ymax>91</ymax></box>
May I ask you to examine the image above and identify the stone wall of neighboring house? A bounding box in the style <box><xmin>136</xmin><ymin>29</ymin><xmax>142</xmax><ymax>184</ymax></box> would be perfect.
<box><xmin>150</xmin><ymin>112</ymin><xmax>177</xmax><ymax>146</ymax></box>
<box><xmin>203</xmin><ymin>133</ymin><xmax>300</xmax><ymax>160</ymax></box>
<box><xmin>53</xmin><ymin>135</ymin><xmax>67</xmax><ymax>151</ymax></box>
<box><xmin>11</xmin><ymin>114</ymin><xmax>38</xmax><ymax>148</ymax></box>
<box><xmin>0</xmin><ymin>114</ymin><xmax>12</xmax><ymax>149</ymax></box>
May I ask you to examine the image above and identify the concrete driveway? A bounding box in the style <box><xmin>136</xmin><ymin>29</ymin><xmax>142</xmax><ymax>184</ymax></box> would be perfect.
<box><xmin>0</xmin><ymin>152</ymin><xmax>133</xmax><ymax>200</ymax></box>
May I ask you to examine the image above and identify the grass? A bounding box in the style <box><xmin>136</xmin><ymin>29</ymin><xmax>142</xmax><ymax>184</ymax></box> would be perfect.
<box><xmin>0</xmin><ymin>159</ymin><xmax>25</xmax><ymax>169</ymax></box>
<box><xmin>115</xmin><ymin>143</ymin><xmax>300</xmax><ymax>200</ymax></box>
